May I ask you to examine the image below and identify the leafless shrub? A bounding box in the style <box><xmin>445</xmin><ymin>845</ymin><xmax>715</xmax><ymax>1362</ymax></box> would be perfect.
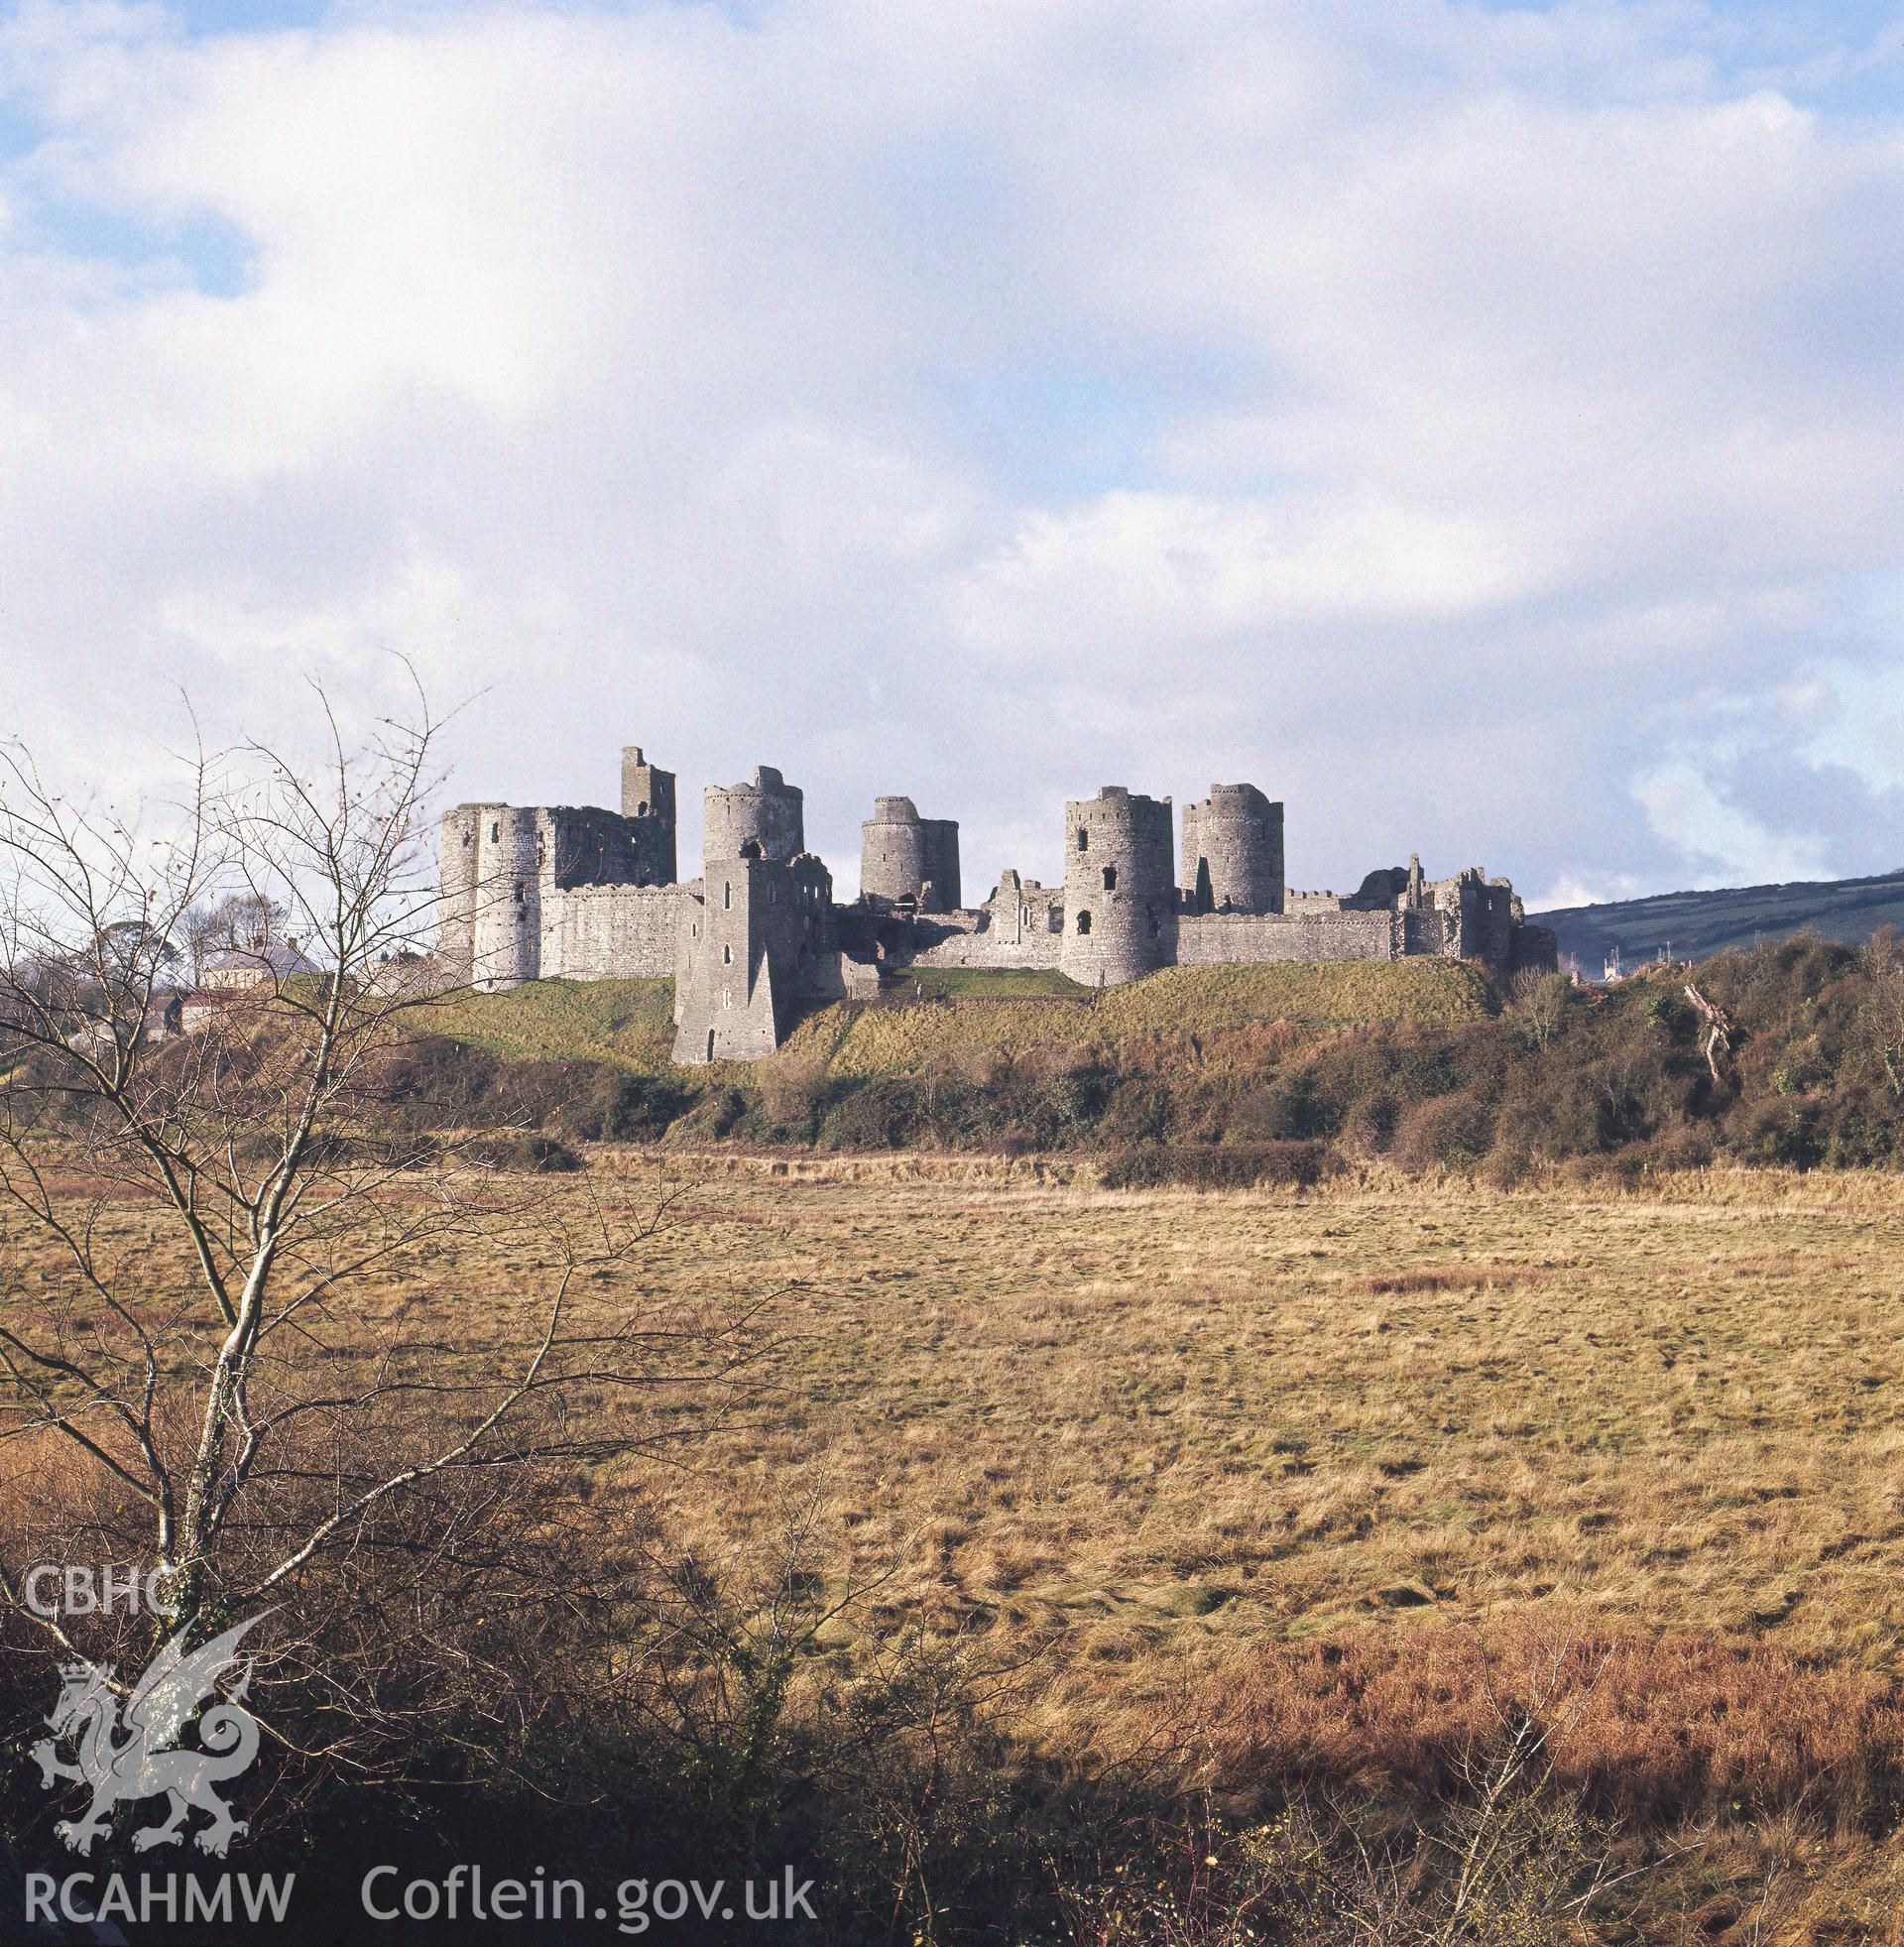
<box><xmin>758</xmin><ymin>1055</ymin><xmax>829</xmax><ymax>1128</ymax></box>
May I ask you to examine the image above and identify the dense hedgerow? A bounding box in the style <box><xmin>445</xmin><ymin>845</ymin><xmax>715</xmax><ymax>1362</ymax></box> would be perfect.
<box><xmin>1100</xmin><ymin>1141</ymin><xmax>1343</xmax><ymax>1190</ymax></box>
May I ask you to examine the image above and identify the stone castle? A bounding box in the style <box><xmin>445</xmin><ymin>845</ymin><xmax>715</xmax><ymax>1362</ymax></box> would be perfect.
<box><xmin>437</xmin><ymin>749</ymin><xmax>1557</xmax><ymax>1063</ymax></box>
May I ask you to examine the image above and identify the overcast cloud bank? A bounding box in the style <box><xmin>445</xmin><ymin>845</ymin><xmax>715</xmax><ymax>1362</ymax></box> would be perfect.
<box><xmin>2</xmin><ymin>0</ymin><xmax>1901</xmax><ymax>903</ymax></box>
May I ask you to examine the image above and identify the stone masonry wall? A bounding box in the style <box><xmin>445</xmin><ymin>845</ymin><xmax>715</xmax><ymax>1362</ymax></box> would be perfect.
<box><xmin>903</xmin><ymin>911</ymin><xmax>1064</xmax><ymax>971</ymax></box>
<box><xmin>618</xmin><ymin>746</ymin><xmax>679</xmax><ymax>885</ymax></box>
<box><xmin>471</xmin><ymin>805</ymin><xmax>541</xmax><ymax>990</ymax></box>
<box><xmin>1176</xmin><ymin>908</ymin><xmax>1400</xmax><ymax>965</ymax></box>
<box><xmin>436</xmin><ymin>806</ymin><xmax>481</xmax><ymax>983</ymax></box>
<box><xmin>542</xmin><ymin>883</ymin><xmax>681</xmax><ymax>981</ymax></box>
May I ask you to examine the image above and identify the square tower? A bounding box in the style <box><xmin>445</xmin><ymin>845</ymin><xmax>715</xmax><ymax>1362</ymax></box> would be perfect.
<box><xmin>619</xmin><ymin>745</ymin><xmax>678</xmax><ymax>885</ymax></box>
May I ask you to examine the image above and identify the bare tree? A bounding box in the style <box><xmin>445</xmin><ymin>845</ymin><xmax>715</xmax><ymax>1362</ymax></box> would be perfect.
<box><xmin>178</xmin><ymin>889</ymin><xmax>289</xmax><ymax>985</ymax></box>
<box><xmin>1860</xmin><ymin>926</ymin><xmax>1904</xmax><ymax>1098</ymax></box>
<box><xmin>1506</xmin><ymin>968</ymin><xmax>1570</xmax><ymax>1050</ymax></box>
<box><xmin>0</xmin><ymin>681</ymin><xmax>760</xmax><ymax>1707</ymax></box>
<box><xmin>1683</xmin><ymin>983</ymin><xmax>1735</xmax><ymax>1090</ymax></box>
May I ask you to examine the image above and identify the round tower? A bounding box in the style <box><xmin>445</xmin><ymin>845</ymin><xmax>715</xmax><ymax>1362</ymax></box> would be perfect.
<box><xmin>860</xmin><ymin>796</ymin><xmax>962</xmax><ymax>911</ymax></box>
<box><xmin>861</xmin><ymin>796</ymin><xmax>926</xmax><ymax>906</ymax></box>
<box><xmin>436</xmin><ymin>805</ymin><xmax>482</xmax><ymax>982</ymax></box>
<box><xmin>702</xmin><ymin>766</ymin><xmax>804</xmax><ymax>866</ymax></box>
<box><xmin>1180</xmin><ymin>785</ymin><xmax>1284</xmax><ymax>914</ymax></box>
<box><xmin>1060</xmin><ymin>787</ymin><xmax>1176</xmax><ymax>985</ymax></box>
<box><xmin>468</xmin><ymin>805</ymin><xmax>541</xmax><ymax>990</ymax></box>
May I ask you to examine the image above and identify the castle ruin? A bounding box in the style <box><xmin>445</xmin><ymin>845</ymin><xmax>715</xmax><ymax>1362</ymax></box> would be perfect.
<box><xmin>437</xmin><ymin>748</ymin><xmax>1557</xmax><ymax>1062</ymax></box>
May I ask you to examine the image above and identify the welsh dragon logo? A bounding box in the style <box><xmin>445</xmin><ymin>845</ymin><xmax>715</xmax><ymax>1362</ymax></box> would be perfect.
<box><xmin>31</xmin><ymin>1613</ymin><xmax>268</xmax><ymax>1858</ymax></box>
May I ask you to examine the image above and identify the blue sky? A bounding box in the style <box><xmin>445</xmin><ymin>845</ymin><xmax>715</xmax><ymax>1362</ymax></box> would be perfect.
<box><xmin>2</xmin><ymin>0</ymin><xmax>1902</xmax><ymax>905</ymax></box>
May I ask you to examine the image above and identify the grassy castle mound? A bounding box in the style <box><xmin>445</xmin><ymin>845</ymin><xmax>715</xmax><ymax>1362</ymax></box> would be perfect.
<box><xmin>378</xmin><ymin>935</ymin><xmax>1904</xmax><ymax>1181</ymax></box>
<box><xmin>417</xmin><ymin>958</ymin><xmax>1495</xmax><ymax>1079</ymax></box>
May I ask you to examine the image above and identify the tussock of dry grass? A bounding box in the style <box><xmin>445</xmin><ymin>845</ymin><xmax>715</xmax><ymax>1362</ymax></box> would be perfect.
<box><xmin>1177</xmin><ymin>1620</ymin><xmax>1904</xmax><ymax>1825</ymax></box>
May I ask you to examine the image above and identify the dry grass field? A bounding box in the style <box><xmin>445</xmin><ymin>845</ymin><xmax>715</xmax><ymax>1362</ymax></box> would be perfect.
<box><xmin>12</xmin><ymin>1156</ymin><xmax>1904</xmax><ymax>1674</ymax></box>
<box><xmin>565</xmin><ymin>1156</ymin><xmax>1904</xmax><ymax>1667</ymax></box>
<box><xmin>14</xmin><ymin>1153</ymin><xmax>1904</xmax><ymax>1935</ymax></box>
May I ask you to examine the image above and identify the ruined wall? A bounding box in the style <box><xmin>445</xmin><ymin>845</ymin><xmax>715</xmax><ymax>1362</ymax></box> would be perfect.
<box><xmin>1061</xmin><ymin>788</ymin><xmax>1177</xmax><ymax>985</ymax></box>
<box><xmin>919</xmin><ymin>819</ymin><xmax>961</xmax><ymax>912</ymax></box>
<box><xmin>542</xmin><ymin>884</ymin><xmax>681</xmax><ymax>981</ymax></box>
<box><xmin>1510</xmin><ymin>923</ymin><xmax>1560</xmax><ymax>973</ymax></box>
<box><xmin>901</xmin><ymin>911</ymin><xmax>1064</xmax><ymax>971</ymax></box>
<box><xmin>1401</xmin><ymin>907</ymin><xmax>1453</xmax><ymax>956</ymax></box>
<box><xmin>889</xmin><ymin>911</ymin><xmax>982</xmax><ymax>961</ymax></box>
<box><xmin>1413</xmin><ymin>869</ymin><xmax>1519</xmax><ymax>968</ymax></box>
<box><xmin>1181</xmin><ymin>786</ymin><xmax>1284</xmax><ymax>914</ymax></box>
<box><xmin>797</xmin><ymin>950</ymin><xmax>883</xmax><ymax>1003</ymax></box>
<box><xmin>438</xmin><ymin>751</ymin><xmax>679</xmax><ymax>992</ymax></box>
<box><xmin>1475</xmin><ymin>879</ymin><xmax>1517</xmax><ymax>967</ymax></box>
<box><xmin>984</xmin><ymin>871</ymin><xmax>1062</xmax><ymax>948</ymax></box>
<box><xmin>540</xmin><ymin>808</ymin><xmax>638</xmax><ymax>889</ymax></box>
<box><xmin>1176</xmin><ymin>908</ymin><xmax>1401</xmax><ymax>965</ymax></box>
<box><xmin>617</xmin><ymin>746</ymin><xmax>678</xmax><ymax>886</ymax></box>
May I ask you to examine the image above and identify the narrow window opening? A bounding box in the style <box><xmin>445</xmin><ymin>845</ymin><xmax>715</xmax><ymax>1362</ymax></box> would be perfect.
<box><xmin>1102</xmin><ymin>865</ymin><xmax>1117</xmax><ymax>891</ymax></box>
<box><xmin>706</xmin><ymin>1030</ymin><xmax>716</xmax><ymax>1061</ymax></box>
<box><xmin>724</xmin><ymin>882</ymin><xmax>732</xmax><ymax>910</ymax></box>
<box><xmin>722</xmin><ymin>943</ymin><xmax>732</xmax><ymax>965</ymax></box>
<box><xmin>1076</xmin><ymin>828</ymin><xmax>1089</xmax><ymax>852</ymax></box>
<box><xmin>1076</xmin><ymin>911</ymin><xmax>1092</xmax><ymax>935</ymax></box>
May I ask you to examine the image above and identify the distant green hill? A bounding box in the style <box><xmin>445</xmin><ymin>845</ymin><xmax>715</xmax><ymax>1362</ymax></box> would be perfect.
<box><xmin>1533</xmin><ymin>870</ymin><xmax>1904</xmax><ymax>971</ymax></box>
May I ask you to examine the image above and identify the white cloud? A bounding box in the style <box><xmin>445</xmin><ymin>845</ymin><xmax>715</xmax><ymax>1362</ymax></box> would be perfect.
<box><xmin>1633</xmin><ymin>759</ymin><xmax>1834</xmax><ymax>886</ymax></box>
<box><xmin>0</xmin><ymin>0</ymin><xmax>1901</xmax><ymax>903</ymax></box>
